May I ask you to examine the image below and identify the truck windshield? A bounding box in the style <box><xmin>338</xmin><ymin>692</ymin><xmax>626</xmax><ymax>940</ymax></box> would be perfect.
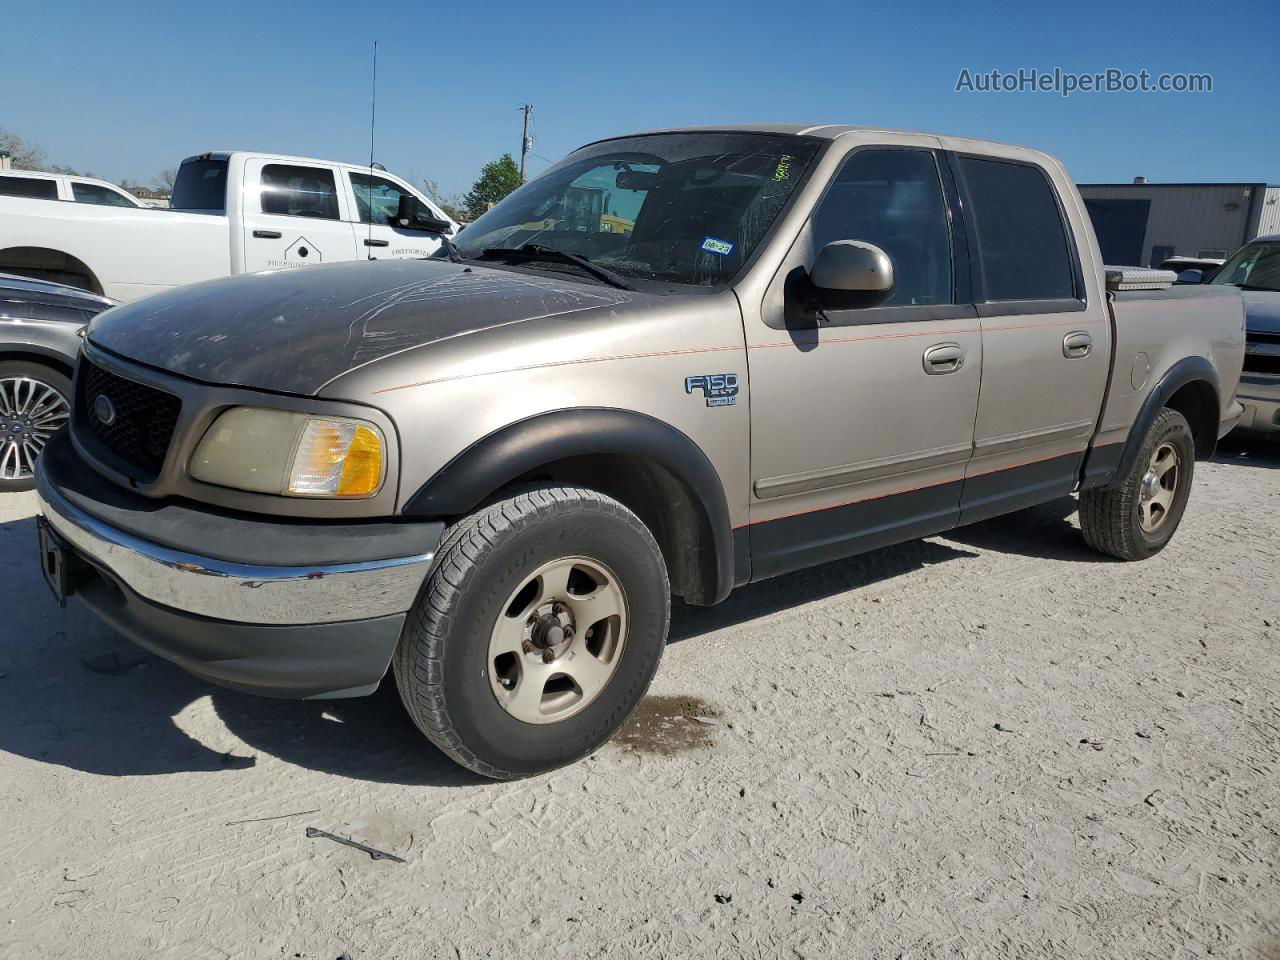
<box><xmin>450</xmin><ymin>132</ymin><xmax>822</xmax><ymax>288</ymax></box>
<box><xmin>171</xmin><ymin>158</ymin><xmax>229</xmax><ymax>213</ymax></box>
<box><xmin>1209</xmin><ymin>240</ymin><xmax>1280</xmax><ymax>292</ymax></box>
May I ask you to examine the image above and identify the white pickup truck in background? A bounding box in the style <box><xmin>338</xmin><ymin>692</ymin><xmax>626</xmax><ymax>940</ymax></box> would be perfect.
<box><xmin>0</xmin><ymin>152</ymin><xmax>458</xmax><ymax>302</ymax></box>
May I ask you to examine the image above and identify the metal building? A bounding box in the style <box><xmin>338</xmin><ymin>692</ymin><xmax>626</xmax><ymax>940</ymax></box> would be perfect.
<box><xmin>1079</xmin><ymin>180</ymin><xmax>1280</xmax><ymax>268</ymax></box>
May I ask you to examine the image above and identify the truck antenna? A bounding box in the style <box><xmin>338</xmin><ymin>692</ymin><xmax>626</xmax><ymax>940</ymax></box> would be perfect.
<box><xmin>367</xmin><ymin>40</ymin><xmax>377</xmax><ymax>258</ymax></box>
<box><xmin>519</xmin><ymin>103</ymin><xmax>532</xmax><ymax>181</ymax></box>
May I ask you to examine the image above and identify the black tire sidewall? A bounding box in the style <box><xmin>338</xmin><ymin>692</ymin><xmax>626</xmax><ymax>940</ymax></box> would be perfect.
<box><xmin>1124</xmin><ymin>411</ymin><xmax>1195</xmax><ymax>558</ymax></box>
<box><xmin>430</xmin><ymin>499</ymin><xmax>668</xmax><ymax>775</ymax></box>
<box><xmin>0</xmin><ymin>361</ymin><xmax>72</xmax><ymax>493</ymax></box>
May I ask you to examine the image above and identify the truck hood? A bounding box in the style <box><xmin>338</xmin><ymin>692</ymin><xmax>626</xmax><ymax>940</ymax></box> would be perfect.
<box><xmin>87</xmin><ymin>259</ymin><xmax>638</xmax><ymax>395</ymax></box>
<box><xmin>1242</xmin><ymin>289</ymin><xmax>1280</xmax><ymax>335</ymax></box>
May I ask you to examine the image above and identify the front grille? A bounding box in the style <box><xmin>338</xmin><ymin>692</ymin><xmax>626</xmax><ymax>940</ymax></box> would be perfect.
<box><xmin>1244</xmin><ymin>352</ymin><xmax>1280</xmax><ymax>375</ymax></box>
<box><xmin>75</xmin><ymin>360</ymin><xmax>181</xmax><ymax>480</ymax></box>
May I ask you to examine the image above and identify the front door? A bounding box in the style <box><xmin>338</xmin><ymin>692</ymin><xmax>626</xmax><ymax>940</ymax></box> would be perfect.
<box><xmin>746</xmin><ymin>144</ymin><xmax>982</xmax><ymax>579</ymax></box>
<box><xmin>241</xmin><ymin>160</ymin><xmax>359</xmax><ymax>273</ymax></box>
<box><xmin>347</xmin><ymin>171</ymin><xmax>447</xmax><ymax>260</ymax></box>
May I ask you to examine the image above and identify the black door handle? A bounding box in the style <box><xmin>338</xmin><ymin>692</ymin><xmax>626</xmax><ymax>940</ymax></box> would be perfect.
<box><xmin>252</xmin><ymin>229</ymin><xmax>282</xmax><ymax>239</ymax></box>
<box><xmin>363</xmin><ymin>238</ymin><xmax>389</xmax><ymax>247</ymax></box>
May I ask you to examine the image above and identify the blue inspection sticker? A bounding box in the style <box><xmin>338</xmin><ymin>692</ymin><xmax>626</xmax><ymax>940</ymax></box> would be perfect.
<box><xmin>701</xmin><ymin>236</ymin><xmax>735</xmax><ymax>257</ymax></box>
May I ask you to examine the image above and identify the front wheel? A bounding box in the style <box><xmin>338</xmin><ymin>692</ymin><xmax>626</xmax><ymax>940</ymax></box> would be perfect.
<box><xmin>1080</xmin><ymin>408</ymin><xmax>1195</xmax><ymax>561</ymax></box>
<box><xmin>0</xmin><ymin>361</ymin><xmax>73</xmax><ymax>492</ymax></box>
<box><xmin>394</xmin><ymin>485</ymin><xmax>671</xmax><ymax>779</ymax></box>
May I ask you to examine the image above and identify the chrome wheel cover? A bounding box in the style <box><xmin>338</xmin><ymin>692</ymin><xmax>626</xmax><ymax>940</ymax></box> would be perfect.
<box><xmin>0</xmin><ymin>376</ymin><xmax>70</xmax><ymax>481</ymax></box>
<box><xmin>487</xmin><ymin>556</ymin><xmax>628</xmax><ymax>724</ymax></box>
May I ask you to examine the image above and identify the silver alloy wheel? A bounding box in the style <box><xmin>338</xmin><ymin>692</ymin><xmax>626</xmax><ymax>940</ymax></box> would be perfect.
<box><xmin>487</xmin><ymin>556</ymin><xmax>628</xmax><ymax>724</ymax></box>
<box><xmin>1138</xmin><ymin>441</ymin><xmax>1180</xmax><ymax>533</ymax></box>
<box><xmin>0</xmin><ymin>376</ymin><xmax>71</xmax><ymax>482</ymax></box>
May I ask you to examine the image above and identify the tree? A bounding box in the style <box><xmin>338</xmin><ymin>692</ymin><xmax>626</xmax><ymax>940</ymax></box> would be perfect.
<box><xmin>419</xmin><ymin>178</ymin><xmax>465</xmax><ymax>221</ymax></box>
<box><xmin>0</xmin><ymin>128</ymin><xmax>47</xmax><ymax>170</ymax></box>
<box><xmin>154</xmin><ymin>168</ymin><xmax>177</xmax><ymax>193</ymax></box>
<box><xmin>463</xmin><ymin>154</ymin><xmax>522</xmax><ymax>219</ymax></box>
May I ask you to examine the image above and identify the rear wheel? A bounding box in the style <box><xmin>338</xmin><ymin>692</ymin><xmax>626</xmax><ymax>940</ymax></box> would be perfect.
<box><xmin>394</xmin><ymin>485</ymin><xmax>671</xmax><ymax>779</ymax></box>
<box><xmin>1080</xmin><ymin>408</ymin><xmax>1195</xmax><ymax>560</ymax></box>
<box><xmin>0</xmin><ymin>361</ymin><xmax>72</xmax><ymax>492</ymax></box>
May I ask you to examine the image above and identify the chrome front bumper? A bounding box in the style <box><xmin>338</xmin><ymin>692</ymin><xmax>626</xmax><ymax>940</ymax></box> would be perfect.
<box><xmin>37</xmin><ymin>485</ymin><xmax>434</xmax><ymax>626</ymax></box>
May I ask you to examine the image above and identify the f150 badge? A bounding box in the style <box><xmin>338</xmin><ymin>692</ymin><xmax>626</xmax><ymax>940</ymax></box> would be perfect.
<box><xmin>685</xmin><ymin>373</ymin><xmax>739</xmax><ymax>407</ymax></box>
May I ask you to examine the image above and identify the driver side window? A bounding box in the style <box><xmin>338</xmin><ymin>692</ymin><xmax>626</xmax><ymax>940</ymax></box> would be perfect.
<box><xmin>810</xmin><ymin>148</ymin><xmax>953</xmax><ymax>306</ymax></box>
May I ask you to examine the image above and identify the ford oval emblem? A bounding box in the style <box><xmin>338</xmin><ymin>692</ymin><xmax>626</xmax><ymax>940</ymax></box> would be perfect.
<box><xmin>93</xmin><ymin>394</ymin><xmax>117</xmax><ymax>426</ymax></box>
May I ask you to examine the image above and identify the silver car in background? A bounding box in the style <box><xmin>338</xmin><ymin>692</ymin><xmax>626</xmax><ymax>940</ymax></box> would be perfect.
<box><xmin>1205</xmin><ymin>236</ymin><xmax>1280</xmax><ymax>435</ymax></box>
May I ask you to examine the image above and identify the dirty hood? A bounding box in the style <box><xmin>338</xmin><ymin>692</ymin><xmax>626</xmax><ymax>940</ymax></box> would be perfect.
<box><xmin>1242</xmin><ymin>289</ymin><xmax>1280</xmax><ymax>335</ymax></box>
<box><xmin>87</xmin><ymin>259</ymin><xmax>638</xmax><ymax>395</ymax></box>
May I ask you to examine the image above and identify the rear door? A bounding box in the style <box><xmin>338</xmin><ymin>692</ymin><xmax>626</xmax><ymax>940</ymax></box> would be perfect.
<box><xmin>944</xmin><ymin>148</ymin><xmax>1111</xmax><ymax>523</ymax></box>
<box><xmin>240</xmin><ymin>160</ymin><xmax>359</xmax><ymax>273</ymax></box>
<box><xmin>346</xmin><ymin>170</ymin><xmax>447</xmax><ymax>259</ymax></box>
<box><xmin>746</xmin><ymin>141</ymin><xmax>983</xmax><ymax>579</ymax></box>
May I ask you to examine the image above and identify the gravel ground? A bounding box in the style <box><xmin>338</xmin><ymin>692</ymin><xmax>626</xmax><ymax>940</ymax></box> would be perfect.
<box><xmin>1</xmin><ymin>440</ymin><xmax>1277</xmax><ymax>960</ymax></box>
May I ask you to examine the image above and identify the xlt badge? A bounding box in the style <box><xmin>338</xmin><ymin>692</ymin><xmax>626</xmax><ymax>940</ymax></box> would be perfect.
<box><xmin>685</xmin><ymin>373</ymin><xmax>739</xmax><ymax>407</ymax></box>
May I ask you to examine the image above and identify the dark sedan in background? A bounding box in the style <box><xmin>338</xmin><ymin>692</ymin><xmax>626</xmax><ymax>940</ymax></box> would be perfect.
<box><xmin>1</xmin><ymin>273</ymin><xmax>113</xmax><ymax>489</ymax></box>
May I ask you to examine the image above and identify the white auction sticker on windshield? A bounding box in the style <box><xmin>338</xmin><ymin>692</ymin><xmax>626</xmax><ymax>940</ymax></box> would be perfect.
<box><xmin>701</xmin><ymin>237</ymin><xmax>735</xmax><ymax>256</ymax></box>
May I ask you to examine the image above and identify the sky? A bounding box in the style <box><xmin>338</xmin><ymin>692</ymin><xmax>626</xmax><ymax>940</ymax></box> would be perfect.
<box><xmin>3</xmin><ymin>0</ymin><xmax>1276</xmax><ymax>198</ymax></box>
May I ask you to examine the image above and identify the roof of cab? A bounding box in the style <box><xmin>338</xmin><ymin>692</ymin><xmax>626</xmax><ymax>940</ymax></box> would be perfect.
<box><xmin>580</xmin><ymin>123</ymin><xmax>1038</xmax><ymax>153</ymax></box>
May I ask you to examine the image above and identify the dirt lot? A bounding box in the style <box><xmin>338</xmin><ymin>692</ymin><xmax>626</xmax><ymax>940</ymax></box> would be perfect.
<box><xmin>1</xmin><ymin>441</ymin><xmax>1277</xmax><ymax>959</ymax></box>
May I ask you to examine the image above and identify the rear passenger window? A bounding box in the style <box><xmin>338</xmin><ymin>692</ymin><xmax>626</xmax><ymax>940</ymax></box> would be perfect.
<box><xmin>810</xmin><ymin>148</ymin><xmax>953</xmax><ymax>306</ymax></box>
<box><xmin>957</xmin><ymin>157</ymin><xmax>1076</xmax><ymax>301</ymax></box>
<box><xmin>72</xmin><ymin>182</ymin><xmax>137</xmax><ymax>207</ymax></box>
<box><xmin>260</xmin><ymin>165</ymin><xmax>340</xmax><ymax>220</ymax></box>
<box><xmin>0</xmin><ymin>176</ymin><xmax>58</xmax><ymax>200</ymax></box>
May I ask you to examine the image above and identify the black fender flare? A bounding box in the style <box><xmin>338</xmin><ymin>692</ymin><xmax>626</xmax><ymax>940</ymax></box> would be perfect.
<box><xmin>403</xmin><ymin>407</ymin><xmax>736</xmax><ymax>604</ymax></box>
<box><xmin>1104</xmin><ymin>355</ymin><xmax>1219</xmax><ymax>488</ymax></box>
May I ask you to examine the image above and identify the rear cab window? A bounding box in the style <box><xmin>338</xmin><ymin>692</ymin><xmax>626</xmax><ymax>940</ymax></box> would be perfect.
<box><xmin>0</xmin><ymin>175</ymin><xmax>58</xmax><ymax>200</ymax></box>
<box><xmin>171</xmin><ymin>158</ymin><xmax>229</xmax><ymax>212</ymax></box>
<box><xmin>260</xmin><ymin>164</ymin><xmax>340</xmax><ymax>220</ymax></box>
<box><xmin>955</xmin><ymin>156</ymin><xmax>1078</xmax><ymax>303</ymax></box>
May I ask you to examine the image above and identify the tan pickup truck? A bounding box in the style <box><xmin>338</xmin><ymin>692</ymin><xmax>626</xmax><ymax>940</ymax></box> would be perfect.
<box><xmin>35</xmin><ymin>124</ymin><xmax>1245</xmax><ymax>779</ymax></box>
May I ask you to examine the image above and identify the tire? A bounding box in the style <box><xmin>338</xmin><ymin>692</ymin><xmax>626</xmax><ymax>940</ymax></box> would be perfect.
<box><xmin>394</xmin><ymin>484</ymin><xmax>671</xmax><ymax>779</ymax></box>
<box><xmin>0</xmin><ymin>361</ymin><xmax>73</xmax><ymax>493</ymax></box>
<box><xmin>1080</xmin><ymin>408</ymin><xmax>1195</xmax><ymax>561</ymax></box>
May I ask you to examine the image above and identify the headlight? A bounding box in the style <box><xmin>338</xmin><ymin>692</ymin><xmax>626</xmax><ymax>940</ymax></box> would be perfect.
<box><xmin>190</xmin><ymin>407</ymin><xmax>386</xmax><ymax>498</ymax></box>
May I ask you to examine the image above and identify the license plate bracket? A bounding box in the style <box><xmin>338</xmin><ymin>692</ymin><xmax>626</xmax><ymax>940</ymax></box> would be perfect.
<box><xmin>36</xmin><ymin>516</ymin><xmax>81</xmax><ymax>607</ymax></box>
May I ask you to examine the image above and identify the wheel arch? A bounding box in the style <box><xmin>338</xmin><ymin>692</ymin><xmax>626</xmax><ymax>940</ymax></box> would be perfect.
<box><xmin>0</xmin><ymin>246</ymin><xmax>103</xmax><ymax>295</ymax></box>
<box><xmin>0</xmin><ymin>347</ymin><xmax>76</xmax><ymax>379</ymax></box>
<box><xmin>1111</xmin><ymin>355</ymin><xmax>1219</xmax><ymax>487</ymax></box>
<box><xmin>403</xmin><ymin>408</ymin><xmax>736</xmax><ymax>606</ymax></box>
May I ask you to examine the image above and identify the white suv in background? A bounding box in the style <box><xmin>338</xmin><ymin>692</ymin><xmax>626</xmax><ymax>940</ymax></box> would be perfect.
<box><xmin>0</xmin><ymin>169</ymin><xmax>147</xmax><ymax>208</ymax></box>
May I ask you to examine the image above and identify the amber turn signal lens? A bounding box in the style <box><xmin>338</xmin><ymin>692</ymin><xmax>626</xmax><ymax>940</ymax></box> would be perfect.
<box><xmin>336</xmin><ymin>426</ymin><xmax>383</xmax><ymax>497</ymax></box>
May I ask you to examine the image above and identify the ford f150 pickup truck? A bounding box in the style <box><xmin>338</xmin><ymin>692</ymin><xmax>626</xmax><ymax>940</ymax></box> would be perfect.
<box><xmin>34</xmin><ymin>125</ymin><xmax>1245</xmax><ymax>780</ymax></box>
<box><xmin>0</xmin><ymin>151</ymin><xmax>458</xmax><ymax>302</ymax></box>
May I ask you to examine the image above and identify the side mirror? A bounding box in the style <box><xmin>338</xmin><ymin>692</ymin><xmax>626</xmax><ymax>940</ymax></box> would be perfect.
<box><xmin>1175</xmin><ymin>269</ymin><xmax>1204</xmax><ymax>285</ymax></box>
<box><xmin>392</xmin><ymin>194</ymin><xmax>453</xmax><ymax>235</ymax></box>
<box><xmin>394</xmin><ymin>193</ymin><xmax>420</xmax><ymax>227</ymax></box>
<box><xmin>808</xmin><ymin>240</ymin><xmax>895</xmax><ymax>309</ymax></box>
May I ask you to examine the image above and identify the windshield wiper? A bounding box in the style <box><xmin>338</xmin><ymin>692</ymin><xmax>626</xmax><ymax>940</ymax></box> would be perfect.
<box><xmin>478</xmin><ymin>244</ymin><xmax>636</xmax><ymax>291</ymax></box>
<box><xmin>438</xmin><ymin>234</ymin><xmax>463</xmax><ymax>263</ymax></box>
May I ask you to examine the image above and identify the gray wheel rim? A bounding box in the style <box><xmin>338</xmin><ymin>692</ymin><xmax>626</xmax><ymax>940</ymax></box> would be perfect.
<box><xmin>0</xmin><ymin>376</ymin><xmax>70</xmax><ymax>482</ymax></box>
<box><xmin>487</xmin><ymin>556</ymin><xmax>629</xmax><ymax>725</ymax></box>
<box><xmin>1138</xmin><ymin>441</ymin><xmax>1180</xmax><ymax>534</ymax></box>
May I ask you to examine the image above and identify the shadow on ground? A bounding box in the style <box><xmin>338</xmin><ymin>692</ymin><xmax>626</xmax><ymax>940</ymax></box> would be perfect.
<box><xmin>1213</xmin><ymin>433</ymin><xmax>1280</xmax><ymax>470</ymax></box>
<box><xmin>0</xmin><ymin>490</ymin><xmax>1106</xmax><ymax>786</ymax></box>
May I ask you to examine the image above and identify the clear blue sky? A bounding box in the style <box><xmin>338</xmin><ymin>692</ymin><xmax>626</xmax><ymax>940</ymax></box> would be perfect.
<box><xmin>3</xmin><ymin>0</ymin><xmax>1275</xmax><ymax>197</ymax></box>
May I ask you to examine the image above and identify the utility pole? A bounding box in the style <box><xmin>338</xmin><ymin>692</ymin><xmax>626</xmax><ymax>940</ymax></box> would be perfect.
<box><xmin>519</xmin><ymin>103</ymin><xmax>533</xmax><ymax>180</ymax></box>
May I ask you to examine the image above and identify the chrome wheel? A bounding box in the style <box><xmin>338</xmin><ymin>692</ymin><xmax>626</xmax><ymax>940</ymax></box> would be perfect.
<box><xmin>487</xmin><ymin>556</ymin><xmax>628</xmax><ymax>725</ymax></box>
<box><xmin>1138</xmin><ymin>441</ymin><xmax>1180</xmax><ymax>533</ymax></box>
<box><xmin>0</xmin><ymin>375</ymin><xmax>70</xmax><ymax>482</ymax></box>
